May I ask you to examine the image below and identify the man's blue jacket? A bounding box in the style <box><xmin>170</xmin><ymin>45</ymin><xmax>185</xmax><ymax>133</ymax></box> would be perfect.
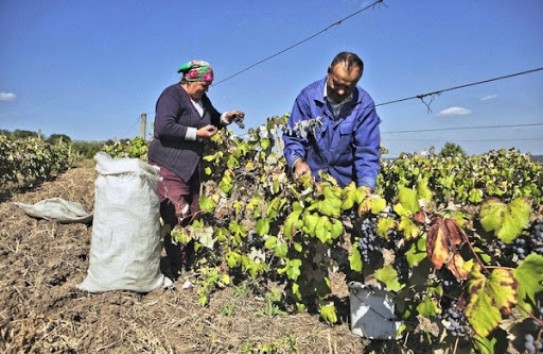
<box><xmin>282</xmin><ymin>77</ymin><xmax>381</xmax><ymax>189</ymax></box>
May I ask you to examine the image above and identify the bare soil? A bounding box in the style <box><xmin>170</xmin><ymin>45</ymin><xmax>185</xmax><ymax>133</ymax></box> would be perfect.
<box><xmin>0</xmin><ymin>166</ymin><xmax>382</xmax><ymax>354</ymax></box>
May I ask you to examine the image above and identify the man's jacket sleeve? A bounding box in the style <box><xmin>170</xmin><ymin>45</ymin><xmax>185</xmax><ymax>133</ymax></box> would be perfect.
<box><xmin>282</xmin><ymin>95</ymin><xmax>310</xmax><ymax>169</ymax></box>
<box><xmin>353</xmin><ymin>103</ymin><xmax>381</xmax><ymax>190</ymax></box>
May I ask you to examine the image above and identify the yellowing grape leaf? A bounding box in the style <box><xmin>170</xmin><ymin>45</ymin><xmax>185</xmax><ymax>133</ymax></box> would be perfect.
<box><xmin>466</xmin><ymin>266</ymin><xmax>517</xmax><ymax>337</ymax></box>
<box><xmin>426</xmin><ymin>218</ymin><xmax>469</xmax><ymax>281</ymax></box>
<box><xmin>488</xmin><ymin>268</ymin><xmax>517</xmax><ymax>316</ymax></box>
<box><xmin>479</xmin><ymin>198</ymin><xmax>531</xmax><ymax>244</ymax></box>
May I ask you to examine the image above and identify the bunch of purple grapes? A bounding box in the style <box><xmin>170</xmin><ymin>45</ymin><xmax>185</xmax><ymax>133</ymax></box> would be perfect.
<box><xmin>524</xmin><ymin>305</ymin><xmax>543</xmax><ymax>353</ymax></box>
<box><xmin>487</xmin><ymin>218</ymin><xmax>543</xmax><ymax>265</ymax></box>
<box><xmin>524</xmin><ymin>333</ymin><xmax>542</xmax><ymax>354</ymax></box>
<box><xmin>439</xmin><ymin>299</ymin><xmax>469</xmax><ymax>337</ymax></box>
<box><xmin>355</xmin><ymin>217</ymin><xmax>386</xmax><ymax>264</ymax></box>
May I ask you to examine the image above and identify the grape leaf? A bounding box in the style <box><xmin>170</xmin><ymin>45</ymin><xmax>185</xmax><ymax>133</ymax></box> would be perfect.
<box><xmin>426</xmin><ymin>218</ymin><xmax>469</xmax><ymax>280</ymax></box>
<box><xmin>406</xmin><ymin>237</ymin><xmax>427</xmax><ymax>267</ymax></box>
<box><xmin>317</xmin><ymin>199</ymin><xmax>341</xmax><ymax>218</ymax></box>
<box><xmin>315</xmin><ymin>216</ymin><xmax>332</xmax><ymax>244</ymax></box>
<box><xmin>199</xmin><ymin>195</ymin><xmax>216</xmax><ymax>213</ymax></box>
<box><xmin>226</xmin><ymin>251</ymin><xmax>242</xmax><ymax>268</ymax></box>
<box><xmin>417</xmin><ymin>296</ymin><xmax>439</xmax><ymax>318</ymax></box>
<box><xmin>469</xmin><ymin>188</ymin><xmax>484</xmax><ymax>203</ymax></box>
<box><xmin>398</xmin><ymin>187</ymin><xmax>419</xmax><ymax>214</ymax></box>
<box><xmin>349</xmin><ymin>247</ymin><xmax>363</xmax><ymax>272</ymax></box>
<box><xmin>340</xmin><ymin>183</ymin><xmax>357</xmax><ymax>210</ymax></box>
<box><xmin>466</xmin><ymin>266</ymin><xmax>517</xmax><ymax>337</ymax></box>
<box><xmin>302</xmin><ymin>212</ymin><xmax>319</xmax><ymax>236</ymax></box>
<box><xmin>274</xmin><ymin>242</ymin><xmax>288</xmax><ymax>258</ymax></box>
<box><xmin>513</xmin><ymin>253</ymin><xmax>543</xmax><ymax>310</ymax></box>
<box><xmin>416</xmin><ymin>178</ymin><xmax>433</xmax><ymax>203</ymax></box>
<box><xmin>329</xmin><ymin>218</ymin><xmax>344</xmax><ymax>239</ymax></box>
<box><xmin>377</xmin><ymin>217</ymin><xmax>396</xmax><ymax>238</ymax></box>
<box><xmin>357</xmin><ymin>195</ymin><xmax>387</xmax><ymax>217</ymax></box>
<box><xmin>256</xmin><ymin>218</ymin><xmax>270</xmax><ymax>236</ymax></box>
<box><xmin>282</xmin><ymin>259</ymin><xmax>302</xmax><ymax>281</ymax></box>
<box><xmin>375</xmin><ymin>264</ymin><xmax>403</xmax><ymax>291</ymax></box>
<box><xmin>398</xmin><ymin>216</ymin><xmax>420</xmax><ymax>239</ymax></box>
<box><xmin>283</xmin><ymin>202</ymin><xmax>303</xmax><ymax>239</ymax></box>
<box><xmin>479</xmin><ymin>198</ymin><xmax>531</xmax><ymax>244</ymax></box>
<box><xmin>473</xmin><ymin>335</ymin><xmax>497</xmax><ymax>354</ymax></box>
<box><xmin>264</xmin><ymin>236</ymin><xmax>278</xmax><ymax>250</ymax></box>
<box><xmin>319</xmin><ymin>303</ymin><xmax>338</xmax><ymax>324</ymax></box>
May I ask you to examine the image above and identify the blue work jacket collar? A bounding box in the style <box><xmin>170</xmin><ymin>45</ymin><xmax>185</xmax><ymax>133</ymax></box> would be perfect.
<box><xmin>312</xmin><ymin>77</ymin><xmax>361</xmax><ymax>120</ymax></box>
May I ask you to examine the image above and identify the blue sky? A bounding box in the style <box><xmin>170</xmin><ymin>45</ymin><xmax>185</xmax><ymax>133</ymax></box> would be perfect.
<box><xmin>1</xmin><ymin>0</ymin><xmax>542</xmax><ymax>157</ymax></box>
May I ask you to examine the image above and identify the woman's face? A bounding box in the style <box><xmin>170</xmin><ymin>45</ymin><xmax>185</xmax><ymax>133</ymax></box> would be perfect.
<box><xmin>185</xmin><ymin>81</ymin><xmax>210</xmax><ymax>101</ymax></box>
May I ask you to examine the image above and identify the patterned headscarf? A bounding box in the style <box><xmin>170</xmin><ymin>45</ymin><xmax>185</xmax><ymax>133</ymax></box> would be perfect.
<box><xmin>177</xmin><ymin>60</ymin><xmax>214</xmax><ymax>84</ymax></box>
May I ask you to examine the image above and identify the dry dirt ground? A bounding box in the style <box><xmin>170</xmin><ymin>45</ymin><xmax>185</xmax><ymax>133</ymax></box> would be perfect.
<box><xmin>0</xmin><ymin>166</ymin><xmax>397</xmax><ymax>354</ymax></box>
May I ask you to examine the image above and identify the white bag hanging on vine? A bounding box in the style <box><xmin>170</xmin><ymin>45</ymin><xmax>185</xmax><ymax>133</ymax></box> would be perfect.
<box><xmin>78</xmin><ymin>152</ymin><xmax>173</xmax><ymax>292</ymax></box>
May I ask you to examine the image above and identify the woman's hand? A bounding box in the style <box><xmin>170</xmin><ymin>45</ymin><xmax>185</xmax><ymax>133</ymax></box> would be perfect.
<box><xmin>196</xmin><ymin>124</ymin><xmax>218</xmax><ymax>139</ymax></box>
<box><xmin>224</xmin><ymin>110</ymin><xmax>245</xmax><ymax>124</ymax></box>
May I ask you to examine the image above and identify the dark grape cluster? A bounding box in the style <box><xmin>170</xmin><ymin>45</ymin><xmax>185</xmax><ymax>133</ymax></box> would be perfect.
<box><xmin>485</xmin><ymin>218</ymin><xmax>543</xmax><ymax>265</ymax></box>
<box><xmin>439</xmin><ymin>300</ymin><xmax>469</xmax><ymax>337</ymax></box>
<box><xmin>524</xmin><ymin>333</ymin><xmax>542</xmax><ymax>354</ymax></box>
<box><xmin>527</xmin><ymin>218</ymin><xmax>543</xmax><ymax>255</ymax></box>
<box><xmin>355</xmin><ymin>217</ymin><xmax>386</xmax><ymax>265</ymax></box>
<box><xmin>438</xmin><ymin>268</ymin><xmax>462</xmax><ymax>293</ymax></box>
<box><xmin>393</xmin><ymin>253</ymin><xmax>410</xmax><ymax>282</ymax></box>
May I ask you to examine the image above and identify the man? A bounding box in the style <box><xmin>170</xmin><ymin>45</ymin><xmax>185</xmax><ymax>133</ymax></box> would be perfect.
<box><xmin>282</xmin><ymin>51</ymin><xmax>381</xmax><ymax>191</ymax></box>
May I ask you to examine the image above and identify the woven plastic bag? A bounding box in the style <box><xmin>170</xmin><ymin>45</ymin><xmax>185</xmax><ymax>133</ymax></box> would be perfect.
<box><xmin>78</xmin><ymin>152</ymin><xmax>172</xmax><ymax>292</ymax></box>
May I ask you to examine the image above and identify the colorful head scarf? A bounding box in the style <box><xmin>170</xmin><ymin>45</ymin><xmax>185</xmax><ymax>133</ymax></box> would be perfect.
<box><xmin>177</xmin><ymin>60</ymin><xmax>214</xmax><ymax>84</ymax></box>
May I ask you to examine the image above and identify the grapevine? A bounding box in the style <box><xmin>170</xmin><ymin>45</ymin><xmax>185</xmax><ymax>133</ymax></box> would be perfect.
<box><xmin>105</xmin><ymin>114</ymin><xmax>543</xmax><ymax>353</ymax></box>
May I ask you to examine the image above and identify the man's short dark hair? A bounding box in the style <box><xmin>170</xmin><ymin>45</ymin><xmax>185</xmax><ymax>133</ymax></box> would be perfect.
<box><xmin>329</xmin><ymin>52</ymin><xmax>364</xmax><ymax>74</ymax></box>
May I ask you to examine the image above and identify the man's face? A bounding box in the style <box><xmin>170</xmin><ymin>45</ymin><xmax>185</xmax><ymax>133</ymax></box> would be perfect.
<box><xmin>326</xmin><ymin>63</ymin><xmax>361</xmax><ymax>103</ymax></box>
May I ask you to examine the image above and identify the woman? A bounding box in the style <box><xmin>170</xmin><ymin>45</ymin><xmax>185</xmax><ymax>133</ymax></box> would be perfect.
<box><xmin>148</xmin><ymin>60</ymin><xmax>244</xmax><ymax>276</ymax></box>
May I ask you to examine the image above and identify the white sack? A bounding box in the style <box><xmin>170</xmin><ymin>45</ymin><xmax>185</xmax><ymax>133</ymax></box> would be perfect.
<box><xmin>78</xmin><ymin>152</ymin><xmax>172</xmax><ymax>293</ymax></box>
<box><xmin>14</xmin><ymin>198</ymin><xmax>93</xmax><ymax>224</ymax></box>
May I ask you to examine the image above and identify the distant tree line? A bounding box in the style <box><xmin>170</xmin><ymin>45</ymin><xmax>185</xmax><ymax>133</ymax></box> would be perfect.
<box><xmin>0</xmin><ymin>129</ymin><xmax>105</xmax><ymax>160</ymax></box>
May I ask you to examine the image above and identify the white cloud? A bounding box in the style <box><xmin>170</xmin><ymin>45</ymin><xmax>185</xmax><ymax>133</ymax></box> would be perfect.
<box><xmin>438</xmin><ymin>106</ymin><xmax>471</xmax><ymax>116</ymax></box>
<box><xmin>0</xmin><ymin>92</ymin><xmax>16</xmax><ymax>102</ymax></box>
<box><xmin>480</xmin><ymin>94</ymin><xmax>497</xmax><ymax>101</ymax></box>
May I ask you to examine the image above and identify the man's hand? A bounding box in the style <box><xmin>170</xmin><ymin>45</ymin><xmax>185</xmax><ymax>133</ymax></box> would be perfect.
<box><xmin>293</xmin><ymin>160</ymin><xmax>311</xmax><ymax>180</ymax></box>
<box><xmin>196</xmin><ymin>124</ymin><xmax>218</xmax><ymax>139</ymax></box>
